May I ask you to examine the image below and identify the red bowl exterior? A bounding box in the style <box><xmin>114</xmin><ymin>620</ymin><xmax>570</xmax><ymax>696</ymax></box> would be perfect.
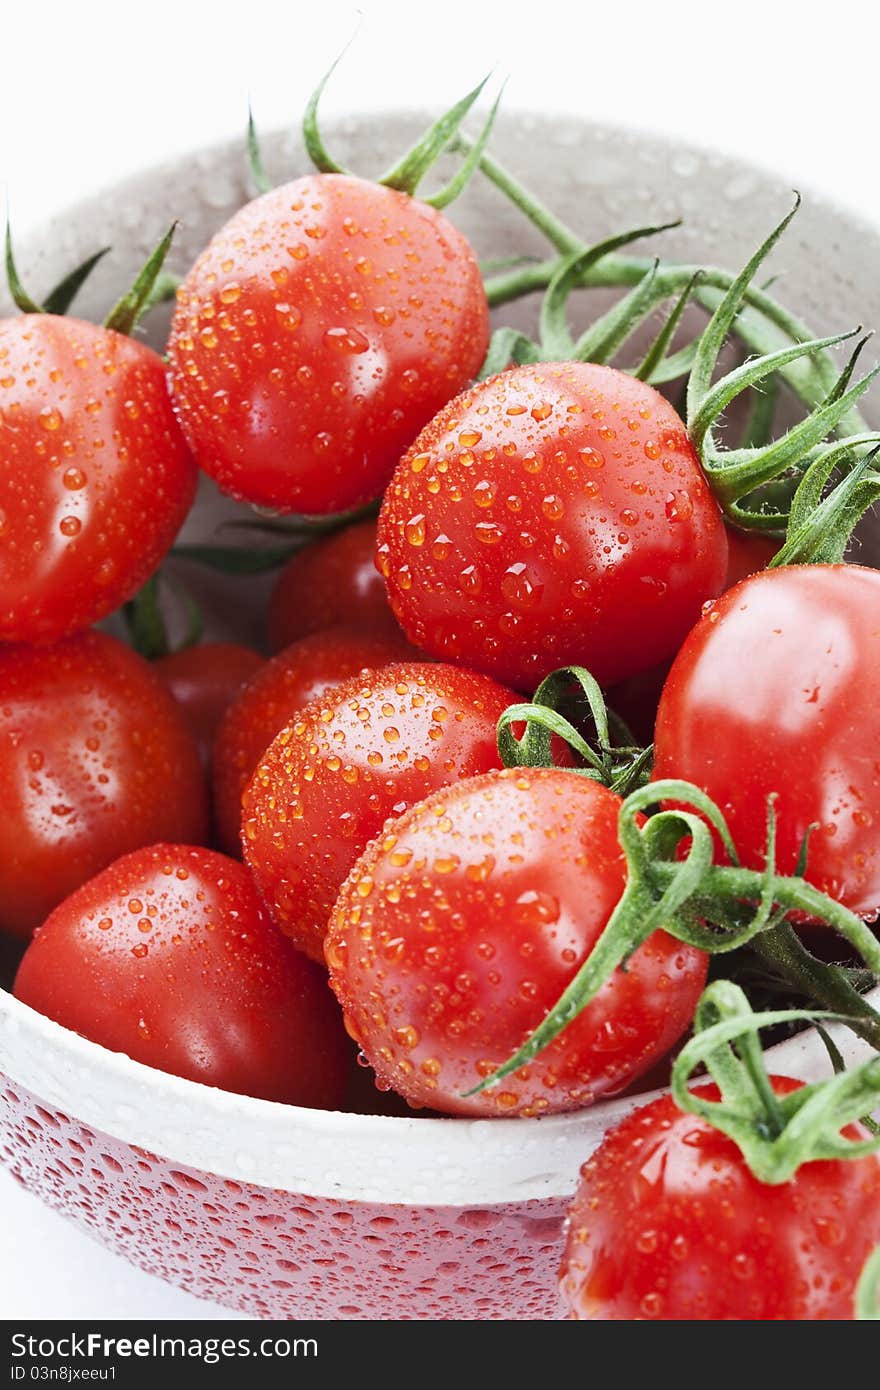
<box><xmin>0</xmin><ymin>1073</ymin><xmax>565</xmax><ymax>1320</ymax></box>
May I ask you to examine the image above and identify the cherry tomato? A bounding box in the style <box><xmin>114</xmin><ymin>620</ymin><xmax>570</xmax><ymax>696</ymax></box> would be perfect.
<box><xmin>653</xmin><ymin>564</ymin><xmax>880</xmax><ymax>916</ymax></box>
<box><xmin>167</xmin><ymin>175</ymin><xmax>489</xmax><ymax>515</ymax></box>
<box><xmin>268</xmin><ymin>519</ymin><xmax>401</xmax><ymax>652</ymax></box>
<box><xmin>560</xmin><ymin>1077</ymin><xmax>880</xmax><ymax>1320</ymax></box>
<box><xmin>326</xmin><ymin>768</ymin><xmax>707</xmax><ymax>1116</ymax></box>
<box><xmin>155</xmin><ymin>642</ymin><xmax>263</xmax><ymax>766</ymax></box>
<box><xmin>14</xmin><ymin>844</ymin><xmax>349</xmax><ymax>1107</ymax></box>
<box><xmin>723</xmin><ymin>525</ymin><xmax>780</xmax><ymax>589</ymax></box>
<box><xmin>242</xmin><ymin>662</ymin><xmax>517</xmax><ymax>961</ymax></box>
<box><xmin>376</xmin><ymin>361</ymin><xmax>727</xmax><ymax>691</ymax></box>
<box><xmin>0</xmin><ymin>316</ymin><xmax>197</xmax><ymax>643</ymax></box>
<box><xmin>213</xmin><ymin>626</ymin><xmax>413</xmax><ymax>855</ymax></box>
<box><xmin>0</xmin><ymin>631</ymin><xmax>209</xmax><ymax>940</ymax></box>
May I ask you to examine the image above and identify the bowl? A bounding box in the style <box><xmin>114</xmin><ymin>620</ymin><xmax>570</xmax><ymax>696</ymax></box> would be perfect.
<box><xmin>1</xmin><ymin>112</ymin><xmax>879</xmax><ymax>1321</ymax></box>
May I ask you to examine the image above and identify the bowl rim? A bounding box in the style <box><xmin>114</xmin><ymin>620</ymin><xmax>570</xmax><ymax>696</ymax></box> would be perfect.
<box><xmin>4</xmin><ymin>983</ymin><xmax>878</xmax><ymax>1205</ymax></box>
<box><xmin>2</xmin><ymin>110</ymin><xmax>879</xmax><ymax>1208</ymax></box>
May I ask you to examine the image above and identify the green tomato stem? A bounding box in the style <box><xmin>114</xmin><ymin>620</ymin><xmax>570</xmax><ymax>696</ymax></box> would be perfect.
<box><xmin>750</xmin><ymin>924</ymin><xmax>880</xmax><ymax>1052</ymax></box>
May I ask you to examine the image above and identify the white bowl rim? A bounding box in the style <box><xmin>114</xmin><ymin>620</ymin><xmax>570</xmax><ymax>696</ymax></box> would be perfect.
<box><xmin>2</xmin><ymin>111</ymin><xmax>879</xmax><ymax>1207</ymax></box>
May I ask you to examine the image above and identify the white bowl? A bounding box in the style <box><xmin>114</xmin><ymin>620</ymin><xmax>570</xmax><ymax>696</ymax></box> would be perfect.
<box><xmin>1</xmin><ymin>112</ymin><xmax>878</xmax><ymax>1320</ymax></box>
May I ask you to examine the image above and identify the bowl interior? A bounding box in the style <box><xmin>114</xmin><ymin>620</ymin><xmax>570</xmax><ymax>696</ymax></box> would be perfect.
<box><xmin>2</xmin><ymin>111</ymin><xmax>879</xmax><ymax>1203</ymax></box>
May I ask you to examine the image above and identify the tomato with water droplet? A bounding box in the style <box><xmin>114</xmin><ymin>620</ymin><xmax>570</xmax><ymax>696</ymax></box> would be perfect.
<box><xmin>213</xmin><ymin>626</ymin><xmax>414</xmax><ymax>855</ymax></box>
<box><xmin>377</xmin><ymin>362</ymin><xmax>727</xmax><ymax>690</ymax></box>
<box><xmin>242</xmin><ymin>662</ymin><xmax>517</xmax><ymax>961</ymax></box>
<box><xmin>0</xmin><ymin>316</ymin><xmax>197</xmax><ymax>643</ymax></box>
<box><xmin>561</xmin><ymin>1078</ymin><xmax>880</xmax><ymax>1319</ymax></box>
<box><xmin>326</xmin><ymin>768</ymin><xmax>707</xmax><ymax>1116</ymax></box>
<box><xmin>14</xmin><ymin>844</ymin><xmax>349</xmax><ymax>1106</ymax></box>
<box><xmin>0</xmin><ymin>632</ymin><xmax>208</xmax><ymax>941</ymax></box>
<box><xmin>167</xmin><ymin>175</ymin><xmax>488</xmax><ymax>514</ymax></box>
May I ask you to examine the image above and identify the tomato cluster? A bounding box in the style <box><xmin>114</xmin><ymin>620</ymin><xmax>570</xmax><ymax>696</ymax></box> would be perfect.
<box><xmin>4</xmin><ymin>95</ymin><xmax>880</xmax><ymax>1321</ymax></box>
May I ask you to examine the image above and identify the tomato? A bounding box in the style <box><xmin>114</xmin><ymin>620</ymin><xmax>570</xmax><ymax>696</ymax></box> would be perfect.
<box><xmin>242</xmin><ymin>662</ymin><xmax>517</xmax><ymax>961</ymax></box>
<box><xmin>14</xmin><ymin>844</ymin><xmax>349</xmax><ymax>1107</ymax></box>
<box><xmin>0</xmin><ymin>631</ymin><xmax>209</xmax><ymax>940</ymax></box>
<box><xmin>213</xmin><ymin>626</ymin><xmax>413</xmax><ymax>855</ymax></box>
<box><xmin>326</xmin><ymin>768</ymin><xmax>707</xmax><ymax>1116</ymax></box>
<box><xmin>0</xmin><ymin>315</ymin><xmax>196</xmax><ymax>643</ymax></box>
<box><xmin>167</xmin><ymin>175</ymin><xmax>489</xmax><ymax>515</ymax></box>
<box><xmin>560</xmin><ymin>1077</ymin><xmax>880</xmax><ymax>1320</ymax></box>
<box><xmin>268</xmin><ymin>519</ymin><xmax>401</xmax><ymax>652</ymax></box>
<box><xmin>376</xmin><ymin>361</ymin><xmax>727</xmax><ymax>691</ymax></box>
<box><xmin>723</xmin><ymin>525</ymin><xmax>780</xmax><ymax>590</ymax></box>
<box><xmin>653</xmin><ymin>564</ymin><xmax>880</xmax><ymax>916</ymax></box>
<box><xmin>155</xmin><ymin>642</ymin><xmax>263</xmax><ymax>766</ymax></box>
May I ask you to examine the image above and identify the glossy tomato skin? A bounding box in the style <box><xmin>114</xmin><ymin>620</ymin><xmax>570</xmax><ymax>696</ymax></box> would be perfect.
<box><xmin>167</xmin><ymin>175</ymin><xmax>489</xmax><ymax>515</ymax></box>
<box><xmin>561</xmin><ymin>1078</ymin><xmax>880</xmax><ymax>1320</ymax></box>
<box><xmin>242</xmin><ymin>662</ymin><xmax>517</xmax><ymax>961</ymax></box>
<box><xmin>213</xmin><ymin>626</ymin><xmax>414</xmax><ymax>855</ymax></box>
<box><xmin>268</xmin><ymin>520</ymin><xmax>401</xmax><ymax>652</ymax></box>
<box><xmin>377</xmin><ymin>362</ymin><xmax>727</xmax><ymax>690</ymax></box>
<box><xmin>155</xmin><ymin>642</ymin><xmax>263</xmax><ymax>766</ymax></box>
<box><xmin>0</xmin><ymin>632</ymin><xmax>209</xmax><ymax>941</ymax></box>
<box><xmin>653</xmin><ymin>564</ymin><xmax>880</xmax><ymax>916</ymax></box>
<box><xmin>14</xmin><ymin>844</ymin><xmax>349</xmax><ymax>1107</ymax></box>
<box><xmin>0</xmin><ymin>316</ymin><xmax>197</xmax><ymax>643</ymax></box>
<box><xmin>326</xmin><ymin>768</ymin><xmax>707</xmax><ymax>1116</ymax></box>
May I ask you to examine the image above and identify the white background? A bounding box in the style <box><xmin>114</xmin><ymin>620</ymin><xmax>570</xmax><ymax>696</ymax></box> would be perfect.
<box><xmin>2</xmin><ymin>0</ymin><xmax>879</xmax><ymax>1321</ymax></box>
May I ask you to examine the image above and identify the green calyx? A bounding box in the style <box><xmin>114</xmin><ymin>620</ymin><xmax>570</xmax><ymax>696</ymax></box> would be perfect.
<box><xmin>497</xmin><ymin>664</ymin><xmax>652</xmax><ymax>796</ymax></box>
<box><xmin>463</xmin><ymin>145</ymin><xmax>878</xmax><ymax>552</ymax></box>
<box><xmin>248</xmin><ymin>55</ymin><xmax>502</xmax><ymax>208</ymax></box>
<box><xmin>671</xmin><ymin>980</ymin><xmax>880</xmax><ymax>1185</ymax></box>
<box><xmin>466</xmin><ymin>774</ymin><xmax>880</xmax><ymax>1098</ymax></box>
<box><xmin>5</xmin><ymin>220</ymin><xmax>179</xmax><ymax>335</ymax></box>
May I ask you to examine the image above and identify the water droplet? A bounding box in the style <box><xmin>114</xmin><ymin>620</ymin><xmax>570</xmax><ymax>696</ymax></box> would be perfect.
<box><xmin>39</xmin><ymin>407</ymin><xmax>62</xmax><ymax>432</ymax></box>
<box><xmin>324</xmin><ymin>325</ymin><xmax>369</xmax><ymax>354</ymax></box>
<box><xmin>501</xmin><ymin>563</ymin><xmax>544</xmax><ymax>611</ymax></box>
<box><xmin>513</xmin><ymin>889</ymin><xmax>560</xmax><ymax>925</ymax></box>
<box><xmin>404</xmin><ymin>514</ymin><xmax>426</xmax><ymax>547</ymax></box>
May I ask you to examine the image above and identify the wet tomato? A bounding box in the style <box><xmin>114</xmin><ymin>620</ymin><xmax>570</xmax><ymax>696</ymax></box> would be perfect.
<box><xmin>167</xmin><ymin>175</ymin><xmax>489</xmax><ymax>515</ymax></box>
<box><xmin>267</xmin><ymin>519</ymin><xmax>401</xmax><ymax>652</ymax></box>
<box><xmin>377</xmin><ymin>361</ymin><xmax>727</xmax><ymax>690</ymax></box>
<box><xmin>326</xmin><ymin>768</ymin><xmax>707</xmax><ymax>1116</ymax></box>
<box><xmin>0</xmin><ymin>631</ymin><xmax>208</xmax><ymax>940</ymax></box>
<box><xmin>242</xmin><ymin>662</ymin><xmax>516</xmax><ymax>961</ymax></box>
<box><xmin>0</xmin><ymin>315</ymin><xmax>196</xmax><ymax>643</ymax></box>
<box><xmin>14</xmin><ymin>844</ymin><xmax>349</xmax><ymax>1106</ymax></box>
<box><xmin>560</xmin><ymin>1078</ymin><xmax>880</xmax><ymax>1320</ymax></box>
<box><xmin>653</xmin><ymin>564</ymin><xmax>880</xmax><ymax>916</ymax></box>
<box><xmin>155</xmin><ymin>642</ymin><xmax>263</xmax><ymax>766</ymax></box>
<box><xmin>213</xmin><ymin>626</ymin><xmax>413</xmax><ymax>855</ymax></box>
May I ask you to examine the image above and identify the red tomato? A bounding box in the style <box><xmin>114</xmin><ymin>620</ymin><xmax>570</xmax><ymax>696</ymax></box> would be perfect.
<box><xmin>155</xmin><ymin>642</ymin><xmax>263</xmax><ymax>766</ymax></box>
<box><xmin>326</xmin><ymin>768</ymin><xmax>707</xmax><ymax>1116</ymax></box>
<box><xmin>14</xmin><ymin>844</ymin><xmax>349</xmax><ymax>1107</ymax></box>
<box><xmin>376</xmin><ymin>361</ymin><xmax>727</xmax><ymax>690</ymax></box>
<box><xmin>213</xmin><ymin>626</ymin><xmax>413</xmax><ymax>855</ymax></box>
<box><xmin>268</xmin><ymin>520</ymin><xmax>402</xmax><ymax>652</ymax></box>
<box><xmin>560</xmin><ymin>1078</ymin><xmax>880</xmax><ymax>1320</ymax></box>
<box><xmin>0</xmin><ymin>316</ymin><xmax>197</xmax><ymax>643</ymax></box>
<box><xmin>723</xmin><ymin>525</ymin><xmax>780</xmax><ymax>589</ymax></box>
<box><xmin>167</xmin><ymin>175</ymin><xmax>489</xmax><ymax>515</ymax></box>
<box><xmin>0</xmin><ymin>632</ymin><xmax>209</xmax><ymax>940</ymax></box>
<box><xmin>653</xmin><ymin>564</ymin><xmax>880</xmax><ymax>916</ymax></box>
<box><xmin>242</xmin><ymin>662</ymin><xmax>517</xmax><ymax>961</ymax></box>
